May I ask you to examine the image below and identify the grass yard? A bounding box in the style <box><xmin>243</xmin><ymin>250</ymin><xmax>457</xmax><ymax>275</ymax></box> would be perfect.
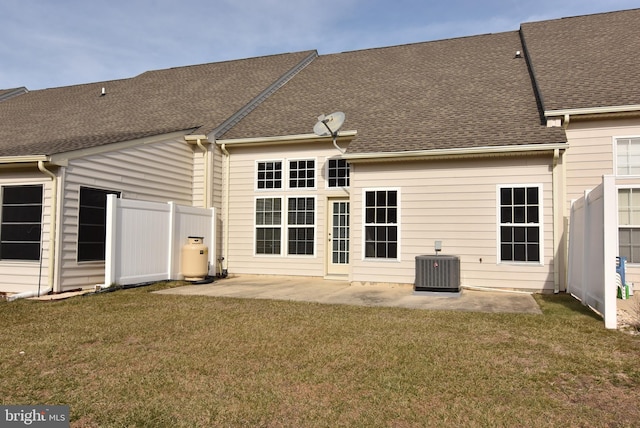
<box><xmin>1</xmin><ymin>282</ymin><xmax>639</xmax><ymax>427</ymax></box>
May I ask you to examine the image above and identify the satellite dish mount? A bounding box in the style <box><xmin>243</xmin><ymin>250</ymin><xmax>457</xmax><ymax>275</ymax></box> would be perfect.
<box><xmin>313</xmin><ymin>111</ymin><xmax>346</xmax><ymax>153</ymax></box>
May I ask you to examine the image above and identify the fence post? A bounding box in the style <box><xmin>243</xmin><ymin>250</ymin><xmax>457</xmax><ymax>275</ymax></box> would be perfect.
<box><xmin>104</xmin><ymin>194</ymin><xmax>119</xmax><ymax>287</ymax></box>
<box><xmin>580</xmin><ymin>189</ymin><xmax>590</xmax><ymax>304</ymax></box>
<box><xmin>167</xmin><ymin>201</ymin><xmax>177</xmax><ymax>280</ymax></box>
<box><xmin>602</xmin><ymin>175</ymin><xmax>617</xmax><ymax>329</ymax></box>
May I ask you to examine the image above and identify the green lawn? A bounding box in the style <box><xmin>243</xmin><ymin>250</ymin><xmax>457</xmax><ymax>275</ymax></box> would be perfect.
<box><xmin>1</xmin><ymin>283</ymin><xmax>639</xmax><ymax>427</ymax></box>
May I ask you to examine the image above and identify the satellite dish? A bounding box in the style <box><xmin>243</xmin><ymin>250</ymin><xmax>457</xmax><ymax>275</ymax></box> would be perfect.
<box><xmin>313</xmin><ymin>111</ymin><xmax>345</xmax><ymax>137</ymax></box>
<box><xmin>313</xmin><ymin>111</ymin><xmax>346</xmax><ymax>153</ymax></box>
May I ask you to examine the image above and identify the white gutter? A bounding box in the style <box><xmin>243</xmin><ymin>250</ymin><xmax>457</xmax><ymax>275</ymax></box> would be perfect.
<box><xmin>545</xmin><ymin>104</ymin><xmax>640</xmax><ymax>118</ymax></box>
<box><xmin>0</xmin><ymin>155</ymin><xmax>48</xmax><ymax>164</ymax></box>
<box><xmin>35</xmin><ymin>161</ymin><xmax>58</xmax><ymax>296</ymax></box>
<box><xmin>6</xmin><ymin>288</ymin><xmax>52</xmax><ymax>302</ymax></box>
<box><xmin>552</xmin><ymin>148</ymin><xmax>562</xmax><ymax>293</ymax></box>
<box><xmin>342</xmin><ymin>142</ymin><xmax>569</xmax><ymax>162</ymax></box>
<box><xmin>216</xmin><ymin>131</ymin><xmax>357</xmax><ymax>147</ymax></box>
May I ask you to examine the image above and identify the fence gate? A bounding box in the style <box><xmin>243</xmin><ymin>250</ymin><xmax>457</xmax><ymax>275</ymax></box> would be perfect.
<box><xmin>567</xmin><ymin>175</ymin><xmax>617</xmax><ymax>328</ymax></box>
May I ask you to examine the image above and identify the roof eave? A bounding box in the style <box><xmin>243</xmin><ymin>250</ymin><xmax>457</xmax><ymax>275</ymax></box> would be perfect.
<box><xmin>0</xmin><ymin>155</ymin><xmax>49</xmax><ymax>164</ymax></box>
<box><xmin>342</xmin><ymin>142</ymin><xmax>569</xmax><ymax>163</ymax></box>
<box><xmin>545</xmin><ymin>104</ymin><xmax>640</xmax><ymax>118</ymax></box>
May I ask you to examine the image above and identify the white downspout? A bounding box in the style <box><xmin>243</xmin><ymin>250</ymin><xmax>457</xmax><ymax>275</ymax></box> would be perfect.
<box><xmin>196</xmin><ymin>138</ymin><xmax>210</xmax><ymax>208</ymax></box>
<box><xmin>221</xmin><ymin>143</ymin><xmax>230</xmax><ymax>275</ymax></box>
<box><xmin>9</xmin><ymin>161</ymin><xmax>59</xmax><ymax>300</ymax></box>
<box><xmin>552</xmin><ymin>149</ymin><xmax>561</xmax><ymax>293</ymax></box>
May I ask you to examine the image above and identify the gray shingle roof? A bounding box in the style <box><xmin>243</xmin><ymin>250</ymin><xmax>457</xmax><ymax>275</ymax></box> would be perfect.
<box><xmin>521</xmin><ymin>9</ymin><xmax>640</xmax><ymax>112</ymax></box>
<box><xmin>0</xmin><ymin>51</ymin><xmax>316</xmax><ymax>157</ymax></box>
<box><xmin>221</xmin><ymin>31</ymin><xmax>566</xmax><ymax>154</ymax></box>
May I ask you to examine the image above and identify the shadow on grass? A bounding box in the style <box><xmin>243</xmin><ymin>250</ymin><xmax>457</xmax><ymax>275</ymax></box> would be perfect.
<box><xmin>534</xmin><ymin>292</ymin><xmax>603</xmax><ymax>321</ymax></box>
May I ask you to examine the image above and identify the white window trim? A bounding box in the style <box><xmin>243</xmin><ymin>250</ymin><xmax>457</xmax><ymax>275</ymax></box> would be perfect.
<box><xmin>254</xmin><ymin>195</ymin><xmax>284</xmax><ymax>257</ymax></box>
<box><xmin>0</xmin><ymin>182</ymin><xmax>46</xmax><ymax>263</ymax></box>
<box><xmin>496</xmin><ymin>184</ymin><xmax>544</xmax><ymax>266</ymax></box>
<box><xmin>77</xmin><ymin>185</ymin><xmax>122</xmax><ymax>264</ymax></box>
<box><xmin>285</xmin><ymin>195</ymin><xmax>317</xmax><ymax>258</ymax></box>
<box><xmin>616</xmin><ymin>185</ymin><xmax>640</xmax><ymax>265</ymax></box>
<box><xmin>325</xmin><ymin>157</ymin><xmax>350</xmax><ymax>190</ymax></box>
<box><xmin>255</xmin><ymin>159</ymin><xmax>284</xmax><ymax>192</ymax></box>
<box><xmin>613</xmin><ymin>135</ymin><xmax>640</xmax><ymax>177</ymax></box>
<box><xmin>287</xmin><ymin>157</ymin><xmax>318</xmax><ymax>191</ymax></box>
<box><xmin>361</xmin><ymin>187</ymin><xmax>401</xmax><ymax>262</ymax></box>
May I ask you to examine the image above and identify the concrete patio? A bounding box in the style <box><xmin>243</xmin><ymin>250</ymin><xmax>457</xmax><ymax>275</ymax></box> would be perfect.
<box><xmin>155</xmin><ymin>275</ymin><xmax>543</xmax><ymax>314</ymax></box>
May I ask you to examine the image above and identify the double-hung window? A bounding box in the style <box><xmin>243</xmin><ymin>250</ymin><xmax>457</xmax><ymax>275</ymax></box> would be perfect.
<box><xmin>618</xmin><ymin>188</ymin><xmax>640</xmax><ymax>263</ymax></box>
<box><xmin>364</xmin><ymin>189</ymin><xmax>398</xmax><ymax>259</ymax></box>
<box><xmin>78</xmin><ymin>187</ymin><xmax>121</xmax><ymax>262</ymax></box>
<box><xmin>616</xmin><ymin>137</ymin><xmax>640</xmax><ymax>176</ymax></box>
<box><xmin>255</xmin><ymin>197</ymin><xmax>282</xmax><ymax>255</ymax></box>
<box><xmin>498</xmin><ymin>185</ymin><xmax>541</xmax><ymax>263</ymax></box>
<box><xmin>287</xmin><ymin>197</ymin><xmax>315</xmax><ymax>255</ymax></box>
<box><xmin>1</xmin><ymin>185</ymin><xmax>43</xmax><ymax>260</ymax></box>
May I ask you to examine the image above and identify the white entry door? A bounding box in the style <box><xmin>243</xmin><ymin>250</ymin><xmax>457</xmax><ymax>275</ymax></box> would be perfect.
<box><xmin>327</xmin><ymin>199</ymin><xmax>350</xmax><ymax>276</ymax></box>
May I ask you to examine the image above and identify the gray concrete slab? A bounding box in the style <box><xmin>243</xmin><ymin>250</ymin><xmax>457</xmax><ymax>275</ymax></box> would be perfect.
<box><xmin>155</xmin><ymin>275</ymin><xmax>542</xmax><ymax>314</ymax></box>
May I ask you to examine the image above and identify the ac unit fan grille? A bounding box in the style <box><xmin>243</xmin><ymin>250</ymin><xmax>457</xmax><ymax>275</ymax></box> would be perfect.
<box><xmin>414</xmin><ymin>255</ymin><xmax>460</xmax><ymax>292</ymax></box>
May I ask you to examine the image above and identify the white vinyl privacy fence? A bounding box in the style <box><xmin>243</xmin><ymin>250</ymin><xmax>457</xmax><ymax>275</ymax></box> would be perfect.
<box><xmin>104</xmin><ymin>196</ymin><xmax>215</xmax><ymax>286</ymax></box>
<box><xmin>567</xmin><ymin>175</ymin><xmax>617</xmax><ymax>329</ymax></box>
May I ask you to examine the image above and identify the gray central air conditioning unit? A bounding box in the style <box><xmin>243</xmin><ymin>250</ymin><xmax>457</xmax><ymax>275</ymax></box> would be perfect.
<box><xmin>414</xmin><ymin>255</ymin><xmax>460</xmax><ymax>292</ymax></box>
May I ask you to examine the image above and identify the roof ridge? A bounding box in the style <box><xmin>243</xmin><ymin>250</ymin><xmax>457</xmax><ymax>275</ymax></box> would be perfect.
<box><xmin>327</xmin><ymin>29</ymin><xmax>520</xmax><ymax>57</ymax></box>
<box><xmin>521</xmin><ymin>7</ymin><xmax>640</xmax><ymax>26</ymax></box>
<box><xmin>213</xmin><ymin>50</ymin><xmax>319</xmax><ymax>138</ymax></box>
<box><xmin>136</xmin><ymin>50</ymin><xmax>318</xmax><ymax>78</ymax></box>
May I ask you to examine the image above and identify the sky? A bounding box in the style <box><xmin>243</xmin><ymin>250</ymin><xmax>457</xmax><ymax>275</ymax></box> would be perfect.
<box><xmin>2</xmin><ymin>0</ymin><xmax>639</xmax><ymax>90</ymax></box>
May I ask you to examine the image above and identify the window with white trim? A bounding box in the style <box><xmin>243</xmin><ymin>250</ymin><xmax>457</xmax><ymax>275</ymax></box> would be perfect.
<box><xmin>287</xmin><ymin>197</ymin><xmax>315</xmax><ymax>255</ymax></box>
<box><xmin>1</xmin><ymin>185</ymin><xmax>43</xmax><ymax>260</ymax></box>
<box><xmin>618</xmin><ymin>188</ymin><xmax>640</xmax><ymax>263</ymax></box>
<box><xmin>327</xmin><ymin>159</ymin><xmax>350</xmax><ymax>188</ymax></box>
<box><xmin>364</xmin><ymin>189</ymin><xmax>398</xmax><ymax>259</ymax></box>
<box><xmin>255</xmin><ymin>197</ymin><xmax>282</xmax><ymax>255</ymax></box>
<box><xmin>257</xmin><ymin>161</ymin><xmax>282</xmax><ymax>190</ymax></box>
<box><xmin>78</xmin><ymin>187</ymin><xmax>121</xmax><ymax>262</ymax></box>
<box><xmin>499</xmin><ymin>185</ymin><xmax>541</xmax><ymax>263</ymax></box>
<box><xmin>616</xmin><ymin>137</ymin><xmax>640</xmax><ymax>175</ymax></box>
<box><xmin>289</xmin><ymin>159</ymin><xmax>315</xmax><ymax>189</ymax></box>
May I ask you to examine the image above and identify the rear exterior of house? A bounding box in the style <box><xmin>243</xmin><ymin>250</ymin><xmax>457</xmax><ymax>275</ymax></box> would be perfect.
<box><xmin>218</xmin><ymin>140</ymin><xmax>561</xmax><ymax>292</ymax></box>
<box><xmin>217</xmin><ymin>30</ymin><xmax>567</xmax><ymax>293</ymax></box>
<box><xmin>1</xmin><ymin>9</ymin><xmax>639</xmax><ymax>296</ymax></box>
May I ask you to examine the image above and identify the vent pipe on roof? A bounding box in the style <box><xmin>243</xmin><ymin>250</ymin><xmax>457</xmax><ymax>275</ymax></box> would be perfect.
<box><xmin>101</xmin><ymin>87</ymin><xmax>106</xmax><ymax>96</ymax></box>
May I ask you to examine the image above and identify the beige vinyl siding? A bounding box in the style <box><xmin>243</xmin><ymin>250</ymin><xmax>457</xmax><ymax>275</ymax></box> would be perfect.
<box><xmin>350</xmin><ymin>155</ymin><xmax>555</xmax><ymax>292</ymax></box>
<box><xmin>564</xmin><ymin>118</ymin><xmax>640</xmax><ymax>207</ymax></box>
<box><xmin>225</xmin><ymin>142</ymin><xmax>348</xmax><ymax>277</ymax></box>
<box><xmin>58</xmin><ymin>139</ymin><xmax>195</xmax><ymax>290</ymax></box>
<box><xmin>565</xmin><ymin>118</ymin><xmax>640</xmax><ymax>287</ymax></box>
<box><xmin>0</xmin><ymin>169</ymin><xmax>52</xmax><ymax>293</ymax></box>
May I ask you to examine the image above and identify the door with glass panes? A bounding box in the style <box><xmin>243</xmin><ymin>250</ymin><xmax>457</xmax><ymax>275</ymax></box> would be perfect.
<box><xmin>327</xmin><ymin>199</ymin><xmax>349</xmax><ymax>276</ymax></box>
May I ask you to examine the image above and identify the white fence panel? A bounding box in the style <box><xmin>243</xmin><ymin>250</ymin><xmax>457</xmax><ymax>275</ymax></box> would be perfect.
<box><xmin>105</xmin><ymin>196</ymin><xmax>215</xmax><ymax>286</ymax></box>
<box><xmin>567</xmin><ymin>175</ymin><xmax>617</xmax><ymax>328</ymax></box>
